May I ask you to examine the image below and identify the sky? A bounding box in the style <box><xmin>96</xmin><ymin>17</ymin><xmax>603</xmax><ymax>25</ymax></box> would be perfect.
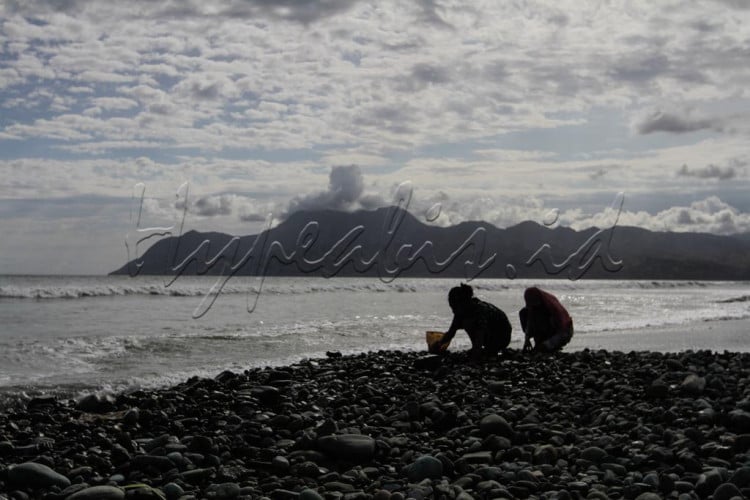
<box><xmin>1</xmin><ymin>0</ymin><xmax>750</xmax><ymax>275</ymax></box>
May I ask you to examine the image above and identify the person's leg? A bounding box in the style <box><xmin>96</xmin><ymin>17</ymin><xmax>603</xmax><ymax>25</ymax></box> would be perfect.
<box><xmin>525</xmin><ymin>309</ymin><xmax>553</xmax><ymax>350</ymax></box>
<box><xmin>519</xmin><ymin>307</ymin><xmax>528</xmax><ymax>333</ymax></box>
<box><xmin>539</xmin><ymin>325</ymin><xmax>573</xmax><ymax>352</ymax></box>
<box><xmin>483</xmin><ymin>329</ymin><xmax>503</xmax><ymax>357</ymax></box>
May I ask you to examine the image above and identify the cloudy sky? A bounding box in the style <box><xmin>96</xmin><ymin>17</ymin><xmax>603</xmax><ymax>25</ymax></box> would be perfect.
<box><xmin>1</xmin><ymin>0</ymin><xmax>749</xmax><ymax>275</ymax></box>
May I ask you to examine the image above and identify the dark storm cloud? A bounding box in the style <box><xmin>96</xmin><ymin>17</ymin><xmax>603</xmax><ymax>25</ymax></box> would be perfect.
<box><xmin>677</xmin><ymin>164</ymin><xmax>737</xmax><ymax>180</ymax></box>
<box><xmin>636</xmin><ymin>111</ymin><xmax>716</xmax><ymax>135</ymax></box>
<box><xmin>283</xmin><ymin>165</ymin><xmax>386</xmax><ymax>218</ymax></box>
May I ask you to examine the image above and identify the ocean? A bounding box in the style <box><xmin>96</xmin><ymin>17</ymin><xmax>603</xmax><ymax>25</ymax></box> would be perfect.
<box><xmin>0</xmin><ymin>275</ymin><xmax>748</xmax><ymax>403</ymax></box>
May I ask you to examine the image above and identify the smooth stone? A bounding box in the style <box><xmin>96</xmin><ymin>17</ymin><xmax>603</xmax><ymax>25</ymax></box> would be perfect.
<box><xmin>292</xmin><ymin>461</ymin><xmax>322</xmax><ymax>478</ymax></box>
<box><xmin>163</xmin><ymin>482</ymin><xmax>185</xmax><ymax>500</ymax></box>
<box><xmin>189</xmin><ymin>435</ymin><xmax>214</xmax><ymax>453</ymax></box>
<box><xmin>324</xmin><ymin>481</ymin><xmax>356</xmax><ymax>492</ymax></box>
<box><xmin>299</xmin><ymin>489</ymin><xmax>325</xmax><ymax>500</ymax></box>
<box><xmin>270</xmin><ymin>489</ymin><xmax>301</xmax><ymax>499</ymax></box>
<box><xmin>0</xmin><ymin>441</ymin><xmax>13</xmax><ymax>456</ymax></box>
<box><xmin>533</xmin><ymin>444</ymin><xmax>558</xmax><ymax>465</ymax></box>
<box><xmin>8</xmin><ymin>462</ymin><xmax>71</xmax><ymax>489</ymax></box>
<box><xmin>67</xmin><ymin>485</ymin><xmax>125</xmax><ymax>500</ymax></box>
<box><xmin>315</xmin><ymin>419</ymin><xmax>338</xmax><ymax>436</ymax></box>
<box><xmin>407</xmin><ymin>455</ymin><xmax>443</xmax><ymax>482</ymax></box>
<box><xmin>317</xmin><ymin>434</ymin><xmax>376</xmax><ymax>463</ymax></box>
<box><xmin>130</xmin><ymin>454</ymin><xmax>175</xmax><ymax>471</ymax></box>
<box><xmin>204</xmin><ymin>482</ymin><xmax>241</xmax><ymax>499</ymax></box>
<box><xmin>487</xmin><ymin>381</ymin><xmax>506</xmax><ymax>395</ymax></box>
<box><xmin>680</xmin><ymin>374</ymin><xmax>706</xmax><ymax>396</ymax></box>
<box><xmin>122</xmin><ymin>485</ymin><xmax>164</xmax><ymax>499</ymax></box>
<box><xmin>696</xmin><ymin>468</ymin><xmax>726</xmax><ymax>496</ymax></box>
<box><xmin>634</xmin><ymin>494</ymin><xmax>661</xmax><ymax>500</ymax></box>
<box><xmin>123</xmin><ymin>408</ymin><xmax>140</xmax><ymax>425</ymax></box>
<box><xmin>673</xmin><ymin>481</ymin><xmax>694</xmax><ymax>493</ymax></box>
<box><xmin>58</xmin><ymin>484</ymin><xmax>90</xmax><ymax>498</ymax></box>
<box><xmin>728</xmin><ymin>410</ymin><xmax>750</xmax><ymax>433</ymax></box>
<box><xmin>730</xmin><ymin>467</ymin><xmax>750</xmax><ymax>487</ymax></box>
<box><xmin>461</xmin><ymin>451</ymin><xmax>493</xmax><ymax>464</ymax></box>
<box><xmin>76</xmin><ymin>393</ymin><xmax>116</xmax><ymax>413</ymax></box>
<box><xmin>713</xmin><ymin>482</ymin><xmax>743</xmax><ymax>500</ymax></box>
<box><xmin>179</xmin><ymin>467</ymin><xmax>214</xmax><ymax>484</ymax></box>
<box><xmin>482</xmin><ymin>435</ymin><xmax>511</xmax><ymax>451</ymax></box>
<box><xmin>414</xmin><ymin>355</ymin><xmax>442</xmax><ymax>370</ymax></box>
<box><xmin>251</xmin><ymin>385</ymin><xmax>282</xmax><ymax>404</ymax></box>
<box><xmin>516</xmin><ymin>469</ymin><xmax>538</xmax><ymax>483</ymax></box>
<box><xmin>646</xmin><ymin>379</ymin><xmax>669</xmax><ymax>399</ymax></box>
<box><xmin>272</xmin><ymin>456</ymin><xmax>290</xmax><ymax>472</ymax></box>
<box><xmin>580</xmin><ymin>446</ymin><xmax>607</xmax><ymax>464</ymax></box>
<box><xmin>479</xmin><ymin>414</ymin><xmax>513</xmax><ymax>438</ymax></box>
<box><xmin>643</xmin><ymin>472</ymin><xmax>660</xmax><ymax>489</ymax></box>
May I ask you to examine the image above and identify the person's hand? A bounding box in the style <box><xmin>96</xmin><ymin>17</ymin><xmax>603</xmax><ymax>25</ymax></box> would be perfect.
<box><xmin>522</xmin><ymin>339</ymin><xmax>532</xmax><ymax>353</ymax></box>
<box><xmin>437</xmin><ymin>336</ymin><xmax>449</xmax><ymax>352</ymax></box>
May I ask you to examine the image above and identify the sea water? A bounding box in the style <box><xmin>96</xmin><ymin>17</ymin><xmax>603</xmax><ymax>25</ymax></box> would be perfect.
<box><xmin>0</xmin><ymin>275</ymin><xmax>748</xmax><ymax>402</ymax></box>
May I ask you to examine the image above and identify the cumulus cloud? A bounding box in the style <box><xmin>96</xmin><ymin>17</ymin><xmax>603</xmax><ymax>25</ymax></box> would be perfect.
<box><xmin>566</xmin><ymin>196</ymin><xmax>750</xmax><ymax>235</ymax></box>
<box><xmin>397</xmin><ymin>189</ymin><xmax>555</xmax><ymax>230</ymax></box>
<box><xmin>183</xmin><ymin>193</ymin><xmax>276</xmax><ymax>223</ymax></box>
<box><xmin>282</xmin><ymin>165</ymin><xmax>386</xmax><ymax>218</ymax></box>
<box><xmin>677</xmin><ymin>163</ymin><xmax>737</xmax><ymax>180</ymax></box>
<box><xmin>193</xmin><ymin>194</ymin><xmax>234</xmax><ymax>217</ymax></box>
<box><xmin>636</xmin><ymin>110</ymin><xmax>716</xmax><ymax>135</ymax></box>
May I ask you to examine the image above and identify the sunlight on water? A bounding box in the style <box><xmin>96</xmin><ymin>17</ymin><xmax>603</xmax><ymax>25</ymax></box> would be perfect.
<box><xmin>0</xmin><ymin>275</ymin><xmax>748</xmax><ymax>400</ymax></box>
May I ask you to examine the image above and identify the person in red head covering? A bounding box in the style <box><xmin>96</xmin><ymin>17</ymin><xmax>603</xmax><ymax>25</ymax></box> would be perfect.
<box><xmin>519</xmin><ymin>287</ymin><xmax>573</xmax><ymax>352</ymax></box>
<box><xmin>437</xmin><ymin>283</ymin><xmax>512</xmax><ymax>358</ymax></box>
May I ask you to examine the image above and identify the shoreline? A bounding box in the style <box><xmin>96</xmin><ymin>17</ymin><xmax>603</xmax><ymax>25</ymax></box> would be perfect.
<box><xmin>1</xmin><ymin>316</ymin><xmax>748</xmax><ymax>406</ymax></box>
<box><xmin>567</xmin><ymin>318</ymin><xmax>750</xmax><ymax>354</ymax></box>
<box><xmin>1</xmin><ymin>348</ymin><xmax>749</xmax><ymax>499</ymax></box>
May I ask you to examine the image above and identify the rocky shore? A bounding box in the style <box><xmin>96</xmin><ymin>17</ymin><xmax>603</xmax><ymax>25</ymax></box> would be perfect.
<box><xmin>1</xmin><ymin>349</ymin><xmax>749</xmax><ymax>500</ymax></box>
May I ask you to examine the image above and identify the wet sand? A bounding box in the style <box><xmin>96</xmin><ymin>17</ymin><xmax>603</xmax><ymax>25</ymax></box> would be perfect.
<box><xmin>570</xmin><ymin>318</ymin><xmax>750</xmax><ymax>353</ymax></box>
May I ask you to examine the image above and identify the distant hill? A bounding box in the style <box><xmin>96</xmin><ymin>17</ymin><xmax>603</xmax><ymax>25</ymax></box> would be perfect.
<box><xmin>111</xmin><ymin>207</ymin><xmax>750</xmax><ymax>280</ymax></box>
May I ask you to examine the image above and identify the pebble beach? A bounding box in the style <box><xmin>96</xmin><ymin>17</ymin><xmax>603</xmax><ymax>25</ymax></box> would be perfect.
<box><xmin>1</xmin><ymin>348</ymin><xmax>750</xmax><ymax>500</ymax></box>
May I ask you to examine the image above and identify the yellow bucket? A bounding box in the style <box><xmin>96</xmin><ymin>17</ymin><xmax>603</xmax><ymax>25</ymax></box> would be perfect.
<box><xmin>426</xmin><ymin>331</ymin><xmax>448</xmax><ymax>353</ymax></box>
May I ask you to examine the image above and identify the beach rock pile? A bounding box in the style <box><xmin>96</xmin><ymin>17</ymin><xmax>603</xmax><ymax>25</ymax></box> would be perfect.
<box><xmin>1</xmin><ymin>349</ymin><xmax>749</xmax><ymax>499</ymax></box>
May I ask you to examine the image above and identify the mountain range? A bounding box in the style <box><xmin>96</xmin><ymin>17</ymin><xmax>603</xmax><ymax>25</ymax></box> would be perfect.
<box><xmin>111</xmin><ymin>207</ymin><xmax>750</xmax><ymax>280</ymax></box>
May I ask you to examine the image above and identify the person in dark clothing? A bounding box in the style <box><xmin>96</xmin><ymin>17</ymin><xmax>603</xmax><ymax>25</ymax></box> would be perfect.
<box><xmin>519</xmin><ymin>286</ymin><xmax>573</xmax><ymax>352</ymax></box>
<box><xmin>436</xmin><ymin>283</ymin><xmax>512</xmax><ymax>357</ymax></box>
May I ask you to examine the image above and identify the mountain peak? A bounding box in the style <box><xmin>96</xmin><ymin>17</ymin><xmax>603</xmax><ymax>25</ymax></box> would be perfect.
<box><xmin>111</xmin><ymin>207</ymin><xmax>750</xmax><ymax>280</ymax></box>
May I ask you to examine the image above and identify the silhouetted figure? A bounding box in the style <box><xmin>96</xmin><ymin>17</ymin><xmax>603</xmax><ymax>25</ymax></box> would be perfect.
<box><xmin>519</xmin><ymin>287</ymin><xmax>573</xmax><ymax>352</ymax></box>
<box><xmin>437</xmin><ymin>283</ymin><xmax>512</xmax><ymax>358</ymax></box>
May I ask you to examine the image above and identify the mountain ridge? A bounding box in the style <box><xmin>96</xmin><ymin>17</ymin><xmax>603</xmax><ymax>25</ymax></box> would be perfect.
<box><xmin>112</xmin><ymin>206</ymin><xmax>750</xmax><ymax>280</ymax></box>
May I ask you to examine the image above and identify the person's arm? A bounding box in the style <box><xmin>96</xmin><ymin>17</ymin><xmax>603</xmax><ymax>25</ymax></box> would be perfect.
<box><xmin>520</xmin><ymin>307</ymin><xmax>532</xmax><ymax>352</ymax></box>
<box><xmin>441</xmin><ymin>314</ymin><xmax>461</xmax><ymax>345</ymax></box>
<box><xmin>523</xmin><ymin>332</ymin><xmax>532</xmax><ymax>352</ymax></box>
